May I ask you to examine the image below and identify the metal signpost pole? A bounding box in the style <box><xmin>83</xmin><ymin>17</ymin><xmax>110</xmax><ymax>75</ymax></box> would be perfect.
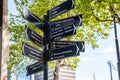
<box><xmin>43</xmin><ymin>15</ymin><xmax>49</xmax><ymax>80</ymax></box>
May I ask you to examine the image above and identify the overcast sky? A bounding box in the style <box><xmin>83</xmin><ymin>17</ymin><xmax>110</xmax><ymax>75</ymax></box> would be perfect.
<box><xmin>76</xmin><ymin>26</ymin><xmax>120</xmax><ymax>80</ymax></box>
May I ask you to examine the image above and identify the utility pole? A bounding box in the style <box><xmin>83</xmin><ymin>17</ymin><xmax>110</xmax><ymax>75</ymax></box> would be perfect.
<box><xmin>113</xmin><ymin>16</ymin><xmax>120</xmax><ymax>80</ymax></box>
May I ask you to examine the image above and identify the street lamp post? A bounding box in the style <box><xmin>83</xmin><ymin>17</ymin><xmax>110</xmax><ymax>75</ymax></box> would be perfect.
<box><xmin>107</xmin><ymin>61</ymin><xmax>113</xmax><ymax>80</ymax></box>
<box><xmin>113</xmin><ymin>16</ymin><xmax>120</xmax><ymax>80</ymax></box>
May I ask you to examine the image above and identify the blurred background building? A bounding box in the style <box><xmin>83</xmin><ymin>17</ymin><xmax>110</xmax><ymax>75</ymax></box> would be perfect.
<box><xmin>34</xmin><ymin>68</ymin><xmax>76</xmax><ymax>80</ymax></box>
<box><xmin>9</xmin><ymin>67</ymin><xmax>76</xmax><ymax>80</ymax></box>
<box><xmin>0</xmin><ymin>0</ymin><xmax>9</xmax><ymax>80</ymax></box>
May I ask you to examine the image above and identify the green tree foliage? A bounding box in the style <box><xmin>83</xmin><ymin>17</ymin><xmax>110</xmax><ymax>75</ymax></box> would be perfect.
<box><xmin>8</xmin><ymin>0</ymin><xmax>120</xmax><ymax>74</ymax></box>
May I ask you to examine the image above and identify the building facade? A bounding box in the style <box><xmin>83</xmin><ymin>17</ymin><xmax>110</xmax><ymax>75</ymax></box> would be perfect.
<box><xmin>9</xmin><ymin>67</ymin><xmax>76</xmax><ymax>80</ymax></box>
<box><xmin>34</xmin><ymin>68</ymin><xmax>76</xmax><ymax>80</ymax></box>
<box><xmin>0</xmin><ymin>0</ymin><xmax>9</xmax><ymax>80</ymax></box>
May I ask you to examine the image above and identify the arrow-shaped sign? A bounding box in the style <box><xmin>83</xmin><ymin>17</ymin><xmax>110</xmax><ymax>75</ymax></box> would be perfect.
<box><xmin>23</xmin><ymin>7</ymin><xmax>44</xmax><ymax>30</ymax></box>
<box><xmin>26</xmin><ymin>26</ymin><xmax>44</xmax><ymax>47</ymax></box>
<box><xmin>48</xmin><ymin>44</ymin><xmax>80</xmax><ymax>61</ymax></box>
<box><xmin>50</xmin><ymin>14</ymin><xmax>82</xmax><ymax>28</ymax></box>
<box><xmin>52</xmin><ymin>41</ymin><xmax>85</xmax><ymax>52</ymax></box>
<box><xmin>47</xmin><ymin>0</ymin><xmax>74</xmax><ymax>20</ymax></box>
<box><xmin>51</xmin><ymin>24</ymin><xmax>76</xmax><ymax>41</ymax></box>
<box><xmin>26</xmin><ymin>62</ymin><xmax>43</xmax><ymax>76</ymax></box>
<box><xmin>22</xmin><ymin>42</ymin><xmax>43</xmax><ymax>61</ymax></box>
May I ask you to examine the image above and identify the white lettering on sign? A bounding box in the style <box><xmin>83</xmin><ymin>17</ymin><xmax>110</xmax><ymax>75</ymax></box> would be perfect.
<box><xmin>50</xmin><ymin>6</ymin><xmax>60</xmax><ymax>12</ymax></box>
<box><xmin>52</xmin><ymin>9</ymin><xmax>67</xmax><ymax>18</ymax></box>
<box><xmin>32</xmin><ymin>32</ymin><xmax>42</xmax><ymax>40</ymax></box>
<box><xmin>53</xmin><ymin>32</ymin><xmax>64</xmax><ymax>37</ymax></box>
<box><xmin>24</xmin><ymin>44</ymin><xmax>40</xmax><ymax>53</ymax></box>
<box><xmin>62</xmin><ymin>18</ymin><xmax>74</xmax><ymax>23</ymax></box>
<box><xmin>34</xmin><ymin>41</ymin><xmax>42</xmax><ymax>46</ymax></box>
<box><xmin>64</xmin><ymin>25</ymin><xmax>72</xmax><ymax>30</ymax></box>
<box><xmin>53</xmin><ymin>50</ymin><xmax>72</xmax><ymax>56</ymax></box>
<box><xmin>65</xmin><ymin>28</ymin><xmax>73</xmax><ymax>33</ymax></box>
<box><xmin>31</xmin><ymin>35</ymin><xmax>42</xmax><ymax>43</ymax></box>
<box><xmin>28</xmin><ymin>53</ymin><xmax>40</xmax><ymax>60</ymax></box>
<box><xmin>30</xmin><ymin>51</ymin><xmax>42</xmax><ymax>57</ymax></box>
<box><xmin>29</xmin><ymin>62</ymin><xmax>42</xmax><ymax>69</ymax></box>
<box><xmin>53</xmin><ymin>29</ymin><xmax>63</xmax><ymax>34</ymax></box>
<box><xmin>32</xmin><ymin>65</ymin><xmax>42</xmax><ymax>70</ymax></box>
<box><xmin>54</xmin><ymin>36</ymin><xmax>61</xmax><ymax>40</ymax></box>
<box><xmin>54</xmin><ymin>55</ymin><xmax>65</xmax><ymax>59</ymax></box>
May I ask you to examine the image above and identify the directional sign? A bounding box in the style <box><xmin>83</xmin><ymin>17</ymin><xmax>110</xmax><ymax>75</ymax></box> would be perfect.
<box><xmin>51</xmin><ymin>24</ymin><xmax>76</xmax><ymax>41</ymax></box>
<box><xmin>22</xmin><ymin>42</ymin><xmax>43</xmax><ymax>61</ymax></box>
<box><xmin>52</xmin><ymin>41</ymin><xmax>85</xmax><ymax>52</ymax></box>
<box><xmin>48</xmin><ymin>44</ymin><xmax>80</xmax><ymax>61</ymax></box>
<box><xmin>47</xmin><ymin>0</ymin><xmax>74</xmax><ymax>20</ymax></box>
<box><xmin>23</xmin><ymin>7</ymin><xmax>43</xmax><ymax>30</ymax></box>
<box><xmin>26</xmin><ymin>26</ymin><xmax>44</xmax><ymax>47</ymax></box>
<box><xmin>26</xmin><ymin>62</ymin><xmax>43</xmax><ymax>76</ymax></box>
<box><xmin>50</xmin><ymin>15</ymin><xmax>82</xmax><ymax>28</ymax></box>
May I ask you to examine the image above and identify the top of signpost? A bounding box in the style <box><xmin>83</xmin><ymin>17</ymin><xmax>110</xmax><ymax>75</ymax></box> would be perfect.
<box><xmin>47</xmin><ymin>0</ymin><xmax>74</xmax><ymax>20</ymax></box>
<box><xmin>23</xmin><ymin>7</ymin><xmax>44</xmax><ymax>30</ymax></box>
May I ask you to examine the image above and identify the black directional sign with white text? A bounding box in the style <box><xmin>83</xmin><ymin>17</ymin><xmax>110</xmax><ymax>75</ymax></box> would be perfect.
<box><xmin>47</xmin><ymin>0</ymin><xmax>74</xmax><ymax>20</ymax></box>
<box><xmin>22</xmin><ymin>42</ymin><xmax>43</xmax><ymax>61</ymax></box>
<box><xmin>27</xmin><ymin>62</ymin><xmax>43</xmax><ymax>76</ymax></box>
<box><xmin>26</xmin><ymin>26</ymin><xmax>44</xmax><ymax>47</ymax></box>
<box><xmin>23</xmin><ymin>7</ymin><xmax>43</xmax><ymax>30</ymax></box>
<box><xmin>52</xmin><ymin>41</ymin><xmax>85</xmax><ymax>52</ymax></box>
<box><xmin>51</xmin><ymin>24</ymin><xmax>76</xmax><ymax>41</ymax></box>
<box><xmin>48</xmin><ymin>44</ymin><xmax>80</xmax><ymax>61</ymax></box>
<box><xmin>50</xmin><ymin>15</ymin><xmax>82</xmax><ymax>28</ymax></box>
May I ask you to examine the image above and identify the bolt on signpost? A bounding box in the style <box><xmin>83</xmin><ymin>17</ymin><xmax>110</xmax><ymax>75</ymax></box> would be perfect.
<box><xmin>22</xmin><ymin>0</ymin><xmax>85</xmax><ymax>80</ymax></box>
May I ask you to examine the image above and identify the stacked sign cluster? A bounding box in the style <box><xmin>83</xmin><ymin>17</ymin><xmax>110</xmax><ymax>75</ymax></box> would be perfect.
<box><xmin>22</xmin><ymin>0</ymin><xmax>85</xmax><ymax>78</ymax></box>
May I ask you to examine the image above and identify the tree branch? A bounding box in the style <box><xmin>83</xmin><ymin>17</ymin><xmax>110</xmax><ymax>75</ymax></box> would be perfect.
<box><xmin>95</xmin><ymin>17</ymin><xmax>113</xmax><ymax>22</ymax></box>
<box><xmin>91</xmin><ymin>7</ymin><xmax>120</xmax><ymax>24</ymax></box>
<box><xmin>109</xmin><ymin>4</ymin><xmax>120</xmax><ymax>24</ymax></box>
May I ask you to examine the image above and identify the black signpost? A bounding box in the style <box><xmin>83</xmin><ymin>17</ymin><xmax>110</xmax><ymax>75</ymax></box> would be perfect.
<box><xmin>50</xmin><ymin>14</ymin><xmax>82</xmax><ymax>28</ymax></box>
<box><xmin>48</xmin><ymin>44</ymin><xmax>80</xmax><ymax>61</ymax></box>
<box><xmin>26</xmin><ymin>26</ymin><xmax>44</xmax><ymax>47</ymax></box>
<box><xmin>51</xmin><ymin>24</ymin><xmax>76</xmax><ymax>41</ymax></box>
<box><xmin>23</xmin><ymin>7</ymin><xmax>44</xmax><ymax>30</ymax></box>
<box><xmin>26</xmin><ymin>61</ymin><xmax>43</xmax><ymax>76</ymax></box>
<box><xmin>47</xmin><ymin>0</ymin><xmax>74</xmax><ymax>20</ymax></box>
<box><xmin>22</xmin><ymin>0</ymin><xmax>85</xmax><ymax>80</ymax></box>
<box><xmin>52</xmin><ymin>41</ymin><xmax>85</xmax><ymax>52</ymax></box>
<box><xmin>22</xmin><ymin>42</ymin><xmax>43</xmax><ymax>61</ymax></box>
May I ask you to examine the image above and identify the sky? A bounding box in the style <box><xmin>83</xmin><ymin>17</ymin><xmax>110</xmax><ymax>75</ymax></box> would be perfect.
<box><xmin>76</xmin><ymin>26</ymin><xmax>120</xmax><ymax>80</ymax></box>
<box><xmin>8</xmin><ymin>0</ymin><xmax>120</xmax><ymax>80</ymax></box>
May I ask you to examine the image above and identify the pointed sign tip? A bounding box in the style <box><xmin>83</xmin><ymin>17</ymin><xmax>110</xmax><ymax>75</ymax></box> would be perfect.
<box><xmin>23</xmin><ymin>7</ymin><xmax>29</xmax><ymax>19</ymax></box>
